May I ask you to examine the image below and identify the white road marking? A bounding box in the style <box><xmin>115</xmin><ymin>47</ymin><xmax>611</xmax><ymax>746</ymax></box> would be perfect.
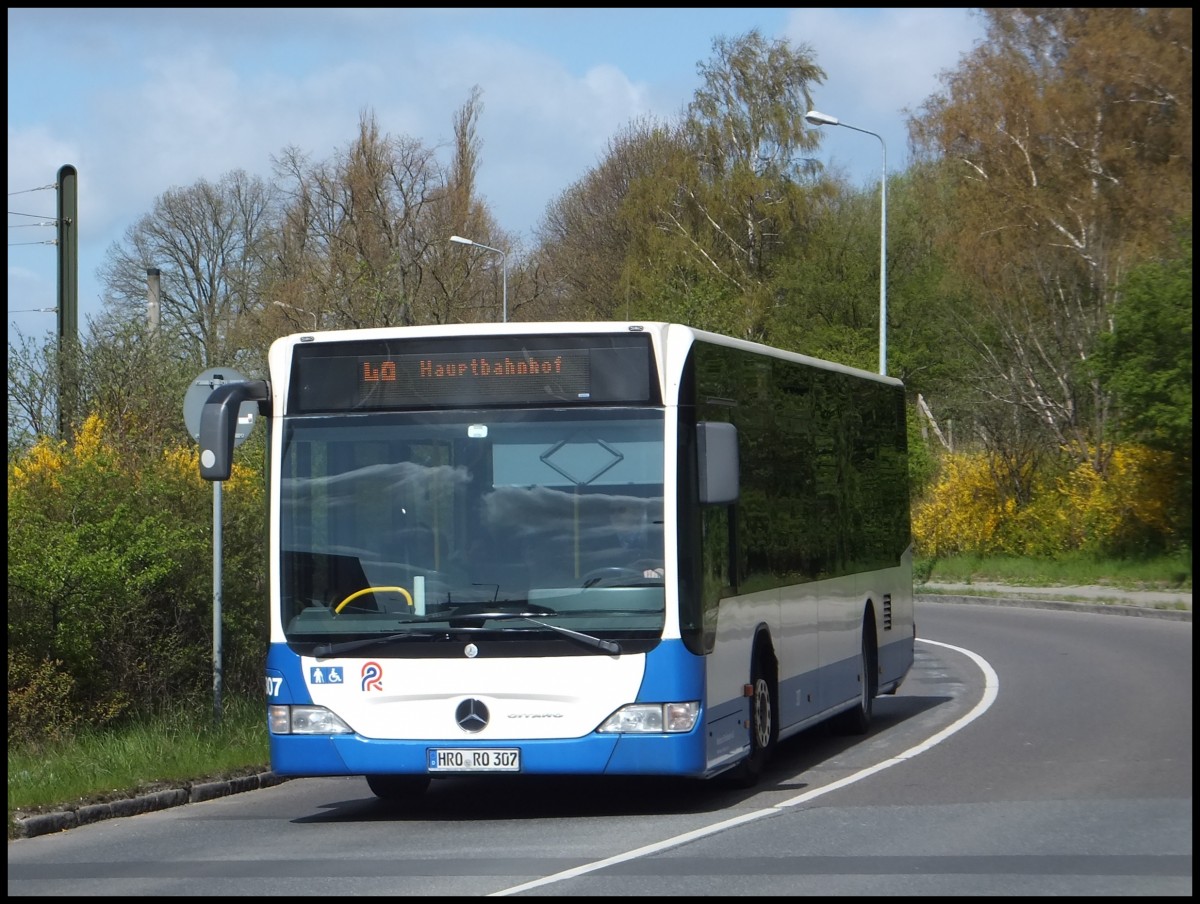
<box><xmin>489</xmin><ymin>639</ymin><xmax>999</xmax><ymax>896</ymax></box>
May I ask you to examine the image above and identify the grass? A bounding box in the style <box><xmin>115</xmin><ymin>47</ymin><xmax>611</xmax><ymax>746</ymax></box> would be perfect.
<box><xmin>915</xmin><ymin>550</ymin><xmax>1192</xmax><ymax>590</ymax></box>
<box><xmin>8</xmin><ymin>552</ymin><xmax>1191</xmax><ymax>839</ymax></box>
<box><xmin>8</xmin><ymin>695</ymin><xmax>267</xmax><ymax>838</ymax></box>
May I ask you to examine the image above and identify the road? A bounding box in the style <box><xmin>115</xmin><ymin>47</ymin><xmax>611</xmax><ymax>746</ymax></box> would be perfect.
<box><xmin>8</xmin><ymin>599</ymin><xmax>1192</xmax><ymax>896</ymax></box>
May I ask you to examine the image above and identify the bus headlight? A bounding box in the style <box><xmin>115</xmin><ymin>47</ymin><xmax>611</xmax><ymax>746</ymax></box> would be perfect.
<box><xmin>269</xmin><ymin>704</ymin><xmax>353</xmax><ymax>735</ymax></box>
<box><xmin>597</xmin><ymin>701</ymin><xmax>699</xmax><ymax>733</ymax></box>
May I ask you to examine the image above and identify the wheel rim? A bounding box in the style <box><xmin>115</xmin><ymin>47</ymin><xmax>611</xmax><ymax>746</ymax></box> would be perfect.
<box><xmin>752</xmin><ymin>677</ymin><xmax>772</xmax><ymax>749</ymax></box>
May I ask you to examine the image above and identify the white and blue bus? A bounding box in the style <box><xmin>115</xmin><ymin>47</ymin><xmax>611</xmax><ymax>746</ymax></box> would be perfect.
<box><xmin>199</xmin><ymin>322</ymin><xmax>914</xmax><ymax>799</ymax></box>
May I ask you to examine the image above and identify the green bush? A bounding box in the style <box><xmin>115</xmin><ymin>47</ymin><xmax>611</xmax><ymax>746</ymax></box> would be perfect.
<box><xmin>8</xmin><ymin>416</ymin><xmax>267</xmax><ymax>744</ymax></box>
<box><xmin>7</xmin><ymin>653</ymin><xmax>81</xmax><ymax>747</ymax></box>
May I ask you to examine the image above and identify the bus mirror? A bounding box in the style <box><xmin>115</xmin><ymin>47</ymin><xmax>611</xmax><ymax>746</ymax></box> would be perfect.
<box><xmin>697</xmin><ymin>421</ymin><xmax>738</xmax><ymax>504</ymax></box>
<box><xmin>199</xmin><ymin>380</ymin><xmax>270</xmax><ymax>481</ymax></box>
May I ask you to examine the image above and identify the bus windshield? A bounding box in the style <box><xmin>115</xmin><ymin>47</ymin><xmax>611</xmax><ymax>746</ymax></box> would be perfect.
<box><xmin>277</xmin><ymin>407</ymin><xmax>666</xmax><ymax>645</ymax></box>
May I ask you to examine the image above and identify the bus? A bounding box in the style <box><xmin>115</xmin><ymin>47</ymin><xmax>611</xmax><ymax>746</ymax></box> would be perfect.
<box><xmin>198</xmin><ymin>321</ymin><xmax>915</xmax><ymax>799</ymax></box>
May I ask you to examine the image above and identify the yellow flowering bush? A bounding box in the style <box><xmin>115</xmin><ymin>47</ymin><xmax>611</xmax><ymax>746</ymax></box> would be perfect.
<box><xmin>8</xmin><ymin>413</ymin><xmax>110</xmax><ymax>493</ymax></box>
<box><xmin>1057</xmin><ymin>445</ymin><xmax>1178</xmax><ymax>555</ymax></box>
<box><xmin>912</xmin><ymin>453</ymin><xmax>1013</xmax><ymax>557</ymax></box>
<box><xmin>913</xmin><ymin>444</ymin><xmax>1184</xmax><ymax>559</ymax></box>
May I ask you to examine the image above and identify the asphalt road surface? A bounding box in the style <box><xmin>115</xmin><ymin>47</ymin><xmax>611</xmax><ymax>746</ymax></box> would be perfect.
<box><xmin>9</xmin><ymin>594</ymin><xmax>1191</xmax><ymax>896</ymax></box>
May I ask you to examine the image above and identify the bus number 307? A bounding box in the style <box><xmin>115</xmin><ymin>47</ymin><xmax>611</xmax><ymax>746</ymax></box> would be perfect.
<box><xmin>429</xmin><ymin>748</ymin><xmax>521</xmax><ymax>771</ymax></box>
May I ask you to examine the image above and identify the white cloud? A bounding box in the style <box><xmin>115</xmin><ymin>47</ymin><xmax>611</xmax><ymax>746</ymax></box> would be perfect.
<box><xmin>8</xmin><ymin>9</ymin><xmax>984</xmax><ymax>342</ymax></box>
<box><xmin>784</xmin><ymin>8</ymin><xmax>984</xmax><ymax>177</ymax></box>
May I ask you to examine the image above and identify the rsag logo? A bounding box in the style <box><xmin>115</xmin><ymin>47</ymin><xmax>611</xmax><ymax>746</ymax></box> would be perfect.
<box><xmin>361</xmin><ymin>661</ymin><xmax>383</xmax><ymax>692</ymax></box>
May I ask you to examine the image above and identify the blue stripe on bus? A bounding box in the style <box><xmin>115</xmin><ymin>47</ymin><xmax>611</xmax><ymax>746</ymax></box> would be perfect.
<box><xmin>268</xmin><ymin>730</ymin><xmax>712</xmax><ymax>777</ymax></box>
<box><xmin>266</xmin><ymin>639</ymin><xmax>713</xmax><ymax>777</ymax></box>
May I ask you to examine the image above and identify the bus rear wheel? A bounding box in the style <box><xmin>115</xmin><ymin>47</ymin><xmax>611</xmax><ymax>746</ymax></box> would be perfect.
<box><xmin>366</xmin><ymin>774</ymin><xmax>431</xmax><ymax>801</ymax></box>
<box><xmin>834</xmin><ymin>610</ymin><xmax>878</xmax><ymax>735</ymax></box>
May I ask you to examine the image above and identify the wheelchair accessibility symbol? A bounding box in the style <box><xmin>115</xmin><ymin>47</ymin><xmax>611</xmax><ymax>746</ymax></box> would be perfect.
<box><xmin>309</xmin><ymin>666</ymin><xmax>344</xmax><ymax>684</ymax></box>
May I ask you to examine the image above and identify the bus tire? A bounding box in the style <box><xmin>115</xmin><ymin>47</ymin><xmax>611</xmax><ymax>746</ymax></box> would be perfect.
<box><xmin>366</xmin><ymin>774</ymin><xmax>431</xmax><ymax>801</ymax></box>
<box><xmin>724</xmin><ymin>644</ymin><xmax>777</xmax><ymax>788</ymax></box>
<box><xmin>834</xmin><ymin>609</ymin><xmax>878</xmax><ymax>735</ymax></box>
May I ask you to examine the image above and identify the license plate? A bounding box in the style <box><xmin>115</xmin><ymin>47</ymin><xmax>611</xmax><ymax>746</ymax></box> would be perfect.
<box><xmin>427</xmin><ymin>748</ymin><xmax>521</xmax><ymax>772</ymax></box>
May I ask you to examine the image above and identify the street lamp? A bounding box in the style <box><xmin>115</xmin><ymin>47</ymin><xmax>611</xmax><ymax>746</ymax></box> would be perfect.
<box><xmin>805</xmin><ymin>110</ymin><xmax>888</xmax><ymax>376</ymax></box>
<box><xmin>450</xmin><ymin>235</ymin><xmax>507</xmax><ymax>323</ymax></box>
<box><xmin>273</xmin><ymin>300</ymin><xmax>319</xmax><ymax>329</ymax></box>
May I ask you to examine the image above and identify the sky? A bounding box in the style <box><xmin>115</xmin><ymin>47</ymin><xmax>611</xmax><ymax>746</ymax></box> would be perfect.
<box><xmin>7</xmin><ymin>8</ymin><xmax>986</xmax><ymax>345</ymax></box>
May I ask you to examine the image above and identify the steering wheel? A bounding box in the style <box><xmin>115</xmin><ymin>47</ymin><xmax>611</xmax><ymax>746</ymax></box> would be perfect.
<box><xmin>581</xmin><ymin>566</ymin><xmax>647</xmax><ymax>588</ymax></box>
<box><xmin>334</xmin><ymin>585</ymin><xmax>414</xmax><ymax>615</ymax></box>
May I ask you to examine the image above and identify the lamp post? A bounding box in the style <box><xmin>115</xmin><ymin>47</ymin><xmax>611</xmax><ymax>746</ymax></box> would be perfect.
<box><xmin>805</xmin><ymin>110</ymin><xmax>887</xmax><ymax>376</ymax></box>
<box><xmin>273</xmin><ymin>300</ymin><xmax>319</xmax><ymax>329</ymax></box>
<box><xmin>450</xmin><ymin>235</ymin><xmax>507</xmax><ymax>323</ymax></box>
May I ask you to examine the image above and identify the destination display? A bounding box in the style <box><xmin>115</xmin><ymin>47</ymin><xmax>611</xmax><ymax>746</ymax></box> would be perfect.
<box><xmin>360</xmin><ymin>349</ymin><xmax>590</xmax><ymax>404</ymax></box>
<box><xmin>288</xmin><ymin>334</ymin><xmax>658</xmax><ymax>412</ymax></box>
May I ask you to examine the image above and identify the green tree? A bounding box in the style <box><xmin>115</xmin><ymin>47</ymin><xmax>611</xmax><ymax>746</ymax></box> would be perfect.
<box><xmin>767</xmin><ymin>184</ymin><xmax>875</xmax><ymax>366</ymax></box>
<box><xmin>75</xmin><ymin>318</ymin><xmax>201</xmax><ymax>456</ymax></box>
<box><xmin>1093</xmin><ymin>227</ymin><xmax>1192</xmax><ymax>549</ymax></box>
<box><xmin>533</xmin><ymin>30</ymin><xmax>828</xmax><ymax>338</ymax></box>
<box><xmin>1095</xmin><ymin>228</ymin><xmax>1193</xmax><ymax>456</ymax></box>
<box><xmin>530</xmin><ymin>117</ymin><xmax>682</xmax><ymax>322</ymax></box>
<box><xmin>633</xmin><ymin>29</ymin><xmax>827</xmax><ymax>340</ymax></box>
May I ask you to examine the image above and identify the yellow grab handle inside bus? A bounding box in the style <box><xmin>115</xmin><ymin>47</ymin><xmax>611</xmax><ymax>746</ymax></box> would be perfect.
<box><xmin>334</xmin><ymin>586</ymin><xmax>415</xmax><ymax>614</ymax></box>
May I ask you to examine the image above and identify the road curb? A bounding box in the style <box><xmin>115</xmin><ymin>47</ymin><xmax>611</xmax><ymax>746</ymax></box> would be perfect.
<box><xmin>11</xmin><ymin>771</ymin><xmax>288</xmax><ymax>840</ymax></box>
<box><xmin>916</xmin><ymin>593</ymin><xmax>1191</xmax><ymax>621</ymax></box>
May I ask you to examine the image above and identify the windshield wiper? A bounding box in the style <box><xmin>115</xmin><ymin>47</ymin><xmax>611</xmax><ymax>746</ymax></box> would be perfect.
<box><xmin>311</xmin><ymin>610</ymin><xmax>622</xmax><ymax>658</ymax></box>
<box><xmin>447</xmin><ymin>611</ymin><xmax>622</xmax><ymax>655</ymax></box>
<box><xmin>439</xmin><ymin>600</ymin><xmax>556</xmax><ymax>615</ymax></box>
<box><xmin>312</xmin><ymin>629</ymin><xmax>450</xmax><ymax>659</ymax></box>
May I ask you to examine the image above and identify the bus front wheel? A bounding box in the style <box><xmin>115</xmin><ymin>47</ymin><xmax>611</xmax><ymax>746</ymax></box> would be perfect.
<box><xmin>724</xmin><ymin>647</ymin><xmax>777</xmax><ymax>788</ymax></box>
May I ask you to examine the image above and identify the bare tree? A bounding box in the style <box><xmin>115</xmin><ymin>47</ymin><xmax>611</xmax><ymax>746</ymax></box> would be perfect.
<box><xmin>269</xmin><ymin>104</ymin><xmax>508</xmax><ymax>330</ymax></box>
<box><xmin>7</xmin><ymin>331</ymin><xmax>60</xmax><ymax>451</ymax></box>
<box><xmin>99</xmin><ymin>170</ymin><xmax>277</xmax><ymax>370</ymax></box>
<box><xmin>910</xmin><ymin>8</ymin><xmax>1192</xmax><ymax>471</ymax></box>
<box><xmin>428</xmin><ymin>87</ymin><xmax>518</xmax><ymax>323</ymax></box>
